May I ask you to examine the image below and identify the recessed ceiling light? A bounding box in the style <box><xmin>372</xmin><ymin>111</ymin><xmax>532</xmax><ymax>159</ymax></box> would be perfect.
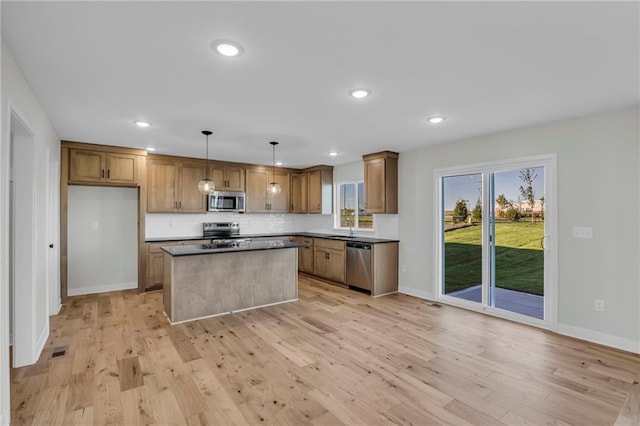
<box><xmin>329</xmin><ymin>151</ymin><xmax>338</xmax><ymax>156</ymax></box>
<box><xmin>349</xmin><ymin>88</ymin><xmax>371</xmax><ymax>99</ymax></box>
<box><xmin>427</xmin><ymin>116</ymin><xmax>446</xmax><ymax>124</ymax></box>
<box><xmin>212</xmin><ymin>40</ymin><xmax>244</xmax><ymax>57</ymax></box>
<box><xmin>134</xmin><ymin>121</ymin><xmax>151</xmax><ymax>128</ymax></box>
<box><xmin>145</xmin><ymin>146</ymin><xmax>157</xmax><ymax>152</ymax></box>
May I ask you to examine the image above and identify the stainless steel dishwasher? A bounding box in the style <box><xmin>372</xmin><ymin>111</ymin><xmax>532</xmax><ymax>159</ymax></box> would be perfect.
<box><xmin>346</xmin><ymin>242</ymin><xmax>372</xmax><ymax>290</ymax></box>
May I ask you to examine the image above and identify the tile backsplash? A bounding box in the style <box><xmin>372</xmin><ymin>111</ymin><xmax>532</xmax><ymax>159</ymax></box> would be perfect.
<box><xmin>145</xmin><ymin>212</ymin><xmax>398</xmax><ymax>239</ymax></box>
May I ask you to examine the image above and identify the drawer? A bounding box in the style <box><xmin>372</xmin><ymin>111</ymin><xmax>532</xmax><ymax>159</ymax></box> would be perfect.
<box><xmin>300</xmin><ymin>237</ymin><xmax>314</xmax><ymax>245</ymax></box>
<box><xmin>314</xmin><ymin>238</ymin><xmax>345</xmax><ymax>251</ymax></box>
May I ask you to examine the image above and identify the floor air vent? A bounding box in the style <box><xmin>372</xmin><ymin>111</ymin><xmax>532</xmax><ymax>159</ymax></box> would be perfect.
<box><xmin>51</xmin><ymin>347</ymin><xmax>67</xmax><ymax>358</ymax></box>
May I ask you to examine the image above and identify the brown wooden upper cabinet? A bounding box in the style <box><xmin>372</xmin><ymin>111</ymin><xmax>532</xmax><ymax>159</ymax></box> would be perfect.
<box><xmin>147</xmin><ymin>156</ymin><xmax>207</xmax><ymax>213</ymax></box>
<box><xmin>307</xmin><ymin>166</ymin><xmax>333</xmax><ymax>214</ymax></box>
<box><xmin>363</xmin><ymin>151</ymin><xmax>399</xmax><ymax>214</ymax></box>
<box><xmin>69</xmin><ymin>149</ymin><xmax>138</xmax><ymax>184</ymax></box>
<box><xmin>246</xmin><ymin>167</ymin><xmax>290</xmax><ymax>213</ymax></box>
<box><xmin>210</xmin><ymin>163</ymin><xmax>245</xmax><ymax>192</ymax></box>
<box><xmin>290</xmin><ymin>172</ymin><xmax>308</xmax><ymax>213</ymax></box>
<box><xmin>290</xmin><ymin>166</ymin><xmax>333</xmax><ymax>214</ymax></box>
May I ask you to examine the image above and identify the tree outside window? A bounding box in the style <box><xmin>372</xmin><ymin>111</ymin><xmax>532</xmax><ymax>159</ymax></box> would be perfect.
<box><xmin>336</xmin><ymin>182</ymin><xmax>373</xmax><ymax>230</ymax></box>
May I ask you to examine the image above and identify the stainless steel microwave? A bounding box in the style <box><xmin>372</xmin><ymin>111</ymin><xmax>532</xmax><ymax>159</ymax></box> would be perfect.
<box><xmin>208</xmin><ymin>191</ymin><xmax>245</xmax><ymax>213</ymax></box>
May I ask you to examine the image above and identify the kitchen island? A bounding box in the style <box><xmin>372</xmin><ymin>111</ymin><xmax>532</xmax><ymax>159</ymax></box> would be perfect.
<box><xmin>162</xmin><ymin>239</ymin><xmax>305</xmax><ymax>323</ymax></box>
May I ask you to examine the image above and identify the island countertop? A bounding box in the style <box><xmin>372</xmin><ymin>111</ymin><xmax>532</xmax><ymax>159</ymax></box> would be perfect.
<box><xmin>162</xmin><ymin>240</ymin><xmax>307</xmax><ymax>257</ymax></box>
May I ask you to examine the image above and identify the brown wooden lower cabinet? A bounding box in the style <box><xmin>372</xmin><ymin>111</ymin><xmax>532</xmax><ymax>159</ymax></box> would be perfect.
<box><xmin>303</xmin><ymin>238</ymin><xmax>399</xmax><ymax>296</ymax></box>
<box><xmin>295</xmin><ymin>237</ymin><xmax>314</xmax><ymax>274</ymax></box>
<box><xmin>146</xmin><ymin>240</ymin><xmax>208</xmax><ymax>290</ymax></box>
<box><xmin>312</xmin><ymin>238</ymin><xmax>346</xmax><ymax>283</ymax></box>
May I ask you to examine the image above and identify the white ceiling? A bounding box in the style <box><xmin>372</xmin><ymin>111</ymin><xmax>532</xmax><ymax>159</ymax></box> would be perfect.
<box><xmin>2</xmin><ymin>1</ymin><xmax>639</xmax><ymax>168</ymax></box>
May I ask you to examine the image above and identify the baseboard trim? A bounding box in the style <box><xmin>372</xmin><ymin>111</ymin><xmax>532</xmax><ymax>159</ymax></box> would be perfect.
<box><xmin>67</xmin><ymin>281</ymin><xmax>137</xmax><ymax>297</ymax></box>
<box><xmin>1</xmin><ymin>408</ymin><xmax>9</xmax><ymax>426</ymax></box>
<box><xmin>52</xmin><ymin>298</ymin><xmax>62</xmax><ymax>315</ymax></box>
<box><xmin>398</xmin><ymin>285</ymin><xmax>434</xmax><ymax>301</ymax></box>
<box><xmin>556</xmin><ymin>323</ymin><xmax>639</xmax><ymax>354</ymax></box>
<box><xmin>35</xmin><ymin>324</ymin><xmax>49</xmax><ymax>363</ymax></box>
<box><xmin>168</xmin><ymin>298</ymin><xmax>298</xmax><ymax>325</ymax></box>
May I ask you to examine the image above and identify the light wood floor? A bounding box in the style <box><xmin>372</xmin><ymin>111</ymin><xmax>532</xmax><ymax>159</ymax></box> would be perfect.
<box><xmin>10</xmin><ymin>275</ymin><xmax>640</xmax><ymax>425</ymax></box>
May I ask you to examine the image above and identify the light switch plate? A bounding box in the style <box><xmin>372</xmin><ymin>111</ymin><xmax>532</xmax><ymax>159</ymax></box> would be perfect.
<box><xmin>572</xmin><ymin>226</ymin><xmax>593</xmax><ymax>239</ymax></box>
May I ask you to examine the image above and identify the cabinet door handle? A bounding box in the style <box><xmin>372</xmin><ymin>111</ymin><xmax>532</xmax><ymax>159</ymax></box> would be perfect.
<box><xmin>101</xmin><ymin>169</ymin><xmax>105</xmax><ymax>178</ymax></box>
<box><xmin>175</xmin><ymin>201</ymin><xmax>178</xmax><ymax>210</ymax></box>
<box><xmin>179</xmin><ymin>201</ymin><xmax>182</xmax><ymax>209</ymax></box>
<box><xmin>107</xmin><ymin>169</ymin><xmax>110</xmax><ymax>179</ymax></box>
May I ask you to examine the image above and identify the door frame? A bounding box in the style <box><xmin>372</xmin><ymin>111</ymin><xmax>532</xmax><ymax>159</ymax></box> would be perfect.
<box><xmin>7</xmin><ymin>105</ymin><xmax>40</xmax><ymax>367</ymax></box>
<box><xmin>433</xmin><ymin>154</ymin><xmax>558</xmax><ymax>330</ymax></box>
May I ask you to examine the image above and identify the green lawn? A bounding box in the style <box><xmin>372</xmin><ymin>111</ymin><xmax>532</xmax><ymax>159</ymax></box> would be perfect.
<box><xmin>444</xmin><ymin>222</ymin><xmax>544</xmax><ymax>295</ymax></box>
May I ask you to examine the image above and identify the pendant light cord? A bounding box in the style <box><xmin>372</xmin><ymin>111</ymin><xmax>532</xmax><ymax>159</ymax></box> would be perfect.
<box><xmin>272</xmin><ymin>143</ymin><xmax>275</xmax><ymax>181</ymax></box>
<box><xmin>205</xmin><ymin>134</ymin><xmax>209</xmax><ymax>180</ymax></box>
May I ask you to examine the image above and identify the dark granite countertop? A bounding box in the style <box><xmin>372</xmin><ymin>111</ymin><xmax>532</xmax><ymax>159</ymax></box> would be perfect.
<box><xmin>295</xmin><ymin>232</ymin><xmax>398</xmax><ymax>244</ymax></box>
<box><xmin>147</xmin><ymin>232</ymin><xmax>398</xmax><ymax>244</ymax></box>
<box><xmin>162</xmin><ymin>240</ymin><xmax>307</xmax><ymax>257</ymax></box>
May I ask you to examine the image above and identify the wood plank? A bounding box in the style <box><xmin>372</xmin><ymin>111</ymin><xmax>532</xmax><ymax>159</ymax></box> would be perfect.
<box><xmin>65</xmin><ymin>371</ymin><xmax>95</xmax><ymax>411</ymax></box>
<box><xmin>169</xmin><ymin>327</ymin><xmax>202</xmax><ymax>363</ymax></box>
<box><xmin>615</xmin><ymin>380</ymin><xmax>640</xmax><ymax>425</ymax></box>
<box><xmin>117</xmin><ymin>356</ymin><xmax>144</xmax><ymax>391</ymax></box>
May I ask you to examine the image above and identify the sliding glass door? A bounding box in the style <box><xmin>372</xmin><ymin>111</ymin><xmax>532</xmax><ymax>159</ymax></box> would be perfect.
<box><xmin>442</xmin><ymin>173</ymin><xmax>483</xmax><ymax>303</ymax></box>
<box><xmin>438</xmin><ymin>157</ymin><xmax>554</xmax><ymax>326</ymax></box>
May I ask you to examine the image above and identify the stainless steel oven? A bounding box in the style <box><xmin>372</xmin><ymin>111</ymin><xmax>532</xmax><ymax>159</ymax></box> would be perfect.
<box><xmin>208</xmin><ymin>191</ymin><xmax>245</xmax><ymax>213</ymax></box>
<box><xmin>203</xmin><ymin>222</ymin><xmax>240</xmax><ymax>238</ymax></box>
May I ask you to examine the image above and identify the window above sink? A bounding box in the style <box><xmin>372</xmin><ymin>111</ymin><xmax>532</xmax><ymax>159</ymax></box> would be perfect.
<box><xmin>335</xmin><ymin>181</ymin><xmax>374</xmax><ymax>232</ymax></box>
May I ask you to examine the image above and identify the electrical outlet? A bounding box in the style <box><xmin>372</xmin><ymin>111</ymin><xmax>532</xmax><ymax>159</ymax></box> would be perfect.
<box><xmin>91</xmin><ymin>221</ymin><xmax>99</xmax><ymax>230</ymax></box>
<box><xmin>401</xmin><ymin>265</ymin><xmax>407</xmax><ymax>273</ymax></box>
<box><xmin>573</xmin><ymin>226</ymin><xmax>593</xmax><ymax>239</ymax></box>
<box><xmin>594</xmin><ymin>299</ymin><xmax>605</xmax><ymax>312</ymax></box>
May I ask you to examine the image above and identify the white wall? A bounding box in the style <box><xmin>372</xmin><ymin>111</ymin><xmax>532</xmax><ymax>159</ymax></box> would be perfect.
<box><xmin>1</xmin><ymin>40</ymin><xmax>61</xmax><ymax>422</ymax></box>
<box><xmin>398</xmin><ymin>106</ymin><xmax>640</xmax><ymax>353</ymax></box>
<box><xmin>68</xmin><ymin>186</ymin><xmax>138</xmax><ymax>296</ymax></box>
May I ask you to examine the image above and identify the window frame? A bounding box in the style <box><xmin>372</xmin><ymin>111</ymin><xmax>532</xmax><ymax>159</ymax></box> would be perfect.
<box><xmin>334</xmin><ymin>180</ymin><xmax>374</xmax><ymax>232</ymax></box>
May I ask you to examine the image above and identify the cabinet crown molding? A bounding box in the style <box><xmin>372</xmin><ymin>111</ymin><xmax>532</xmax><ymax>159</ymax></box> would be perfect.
<box><xmin>362</xmin><ymin>151</ymin><xmax>399</xmax><ymax>160</ymax></box>
<box><xmin>62</xmin><ymin>140</ymin><xmax>148</xmax><ymax>156</ymax></box>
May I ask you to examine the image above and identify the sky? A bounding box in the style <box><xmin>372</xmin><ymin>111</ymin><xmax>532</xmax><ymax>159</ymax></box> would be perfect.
<box><xmin>443</xmin><ymin>167</ymin><xmax>544</xmax><ymax>210</ymax></box>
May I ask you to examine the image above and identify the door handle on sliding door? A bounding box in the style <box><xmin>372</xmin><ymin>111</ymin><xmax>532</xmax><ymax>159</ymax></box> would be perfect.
<box><xmin>540</xmin><ymin>235</ymin><xmax>548</xmax><ymax>250</ymax></box>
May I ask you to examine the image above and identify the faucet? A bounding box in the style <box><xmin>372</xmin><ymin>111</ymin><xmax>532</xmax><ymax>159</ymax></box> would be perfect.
<box><xmin>348</xmin><ymin>216</ymin><xmax>354</xmax><ymax>237</ymax></box>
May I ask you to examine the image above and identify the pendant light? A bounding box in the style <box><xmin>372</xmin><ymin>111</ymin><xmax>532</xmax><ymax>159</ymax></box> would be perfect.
<box><xmin>267</xmin><ymin>141</ymin><xmax>282</xmax><ymax>194</ymax></box>
<box><xmin>197</xmin><ymin>130</ymin><xmax>215</xmax><ymax>195</ymax></box>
